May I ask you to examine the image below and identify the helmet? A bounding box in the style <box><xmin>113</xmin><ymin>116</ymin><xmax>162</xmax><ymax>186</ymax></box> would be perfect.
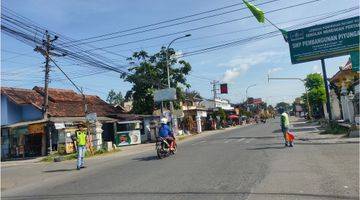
<box><xmin>160</xmin><ymin>118</ymin><xmax>168</xmax><ymax>124</ymax></box>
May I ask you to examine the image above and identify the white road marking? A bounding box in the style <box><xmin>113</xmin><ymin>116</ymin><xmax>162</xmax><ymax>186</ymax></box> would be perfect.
<box><xmin>245</xmin><ymin>138</ymin><xmax>254</xmax><ymax>143</ymax></box>
<box><xmin>193</xmin><ymin>140</ymin><xmax>206</xmax><ymax>145</ymax></box>
<box><xmin>237</xmin><ymin>138</ymin><xmax>246</xmax><ymax>143</ymax></box>
<box><xmin>224</xmin><ymin>139</ymin><xmax>231</xmax><ymax>143</ymax></box>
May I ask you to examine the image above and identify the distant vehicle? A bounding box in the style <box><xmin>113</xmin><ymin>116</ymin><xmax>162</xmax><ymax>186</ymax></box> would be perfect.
<box><xmin>156</xmin><ymin>137</ymin><xmax>177</xmax><ymax>159</ymax></box>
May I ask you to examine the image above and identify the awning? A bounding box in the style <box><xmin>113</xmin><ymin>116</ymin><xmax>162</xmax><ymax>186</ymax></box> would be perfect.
<box><xmin>1</xmin><ymin>119</ymin><xmax>47</xmax><ymax>128</ymax></box>
<box><xmin>228</xmin><ymin>115</ymin><xmax>239</xmax><ymax>119</ymax></box>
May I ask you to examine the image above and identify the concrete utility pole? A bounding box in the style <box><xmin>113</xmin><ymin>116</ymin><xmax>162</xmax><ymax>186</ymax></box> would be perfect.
<box><xmin>211</xmin><ymin>80</ymin><xmax>219</xmax><ymax>109</ymax></box>
<box><xmin>34</xmin><ymin>30</ymin><xmax>59</xmax><ymax>154</ymax></box>
<box><xmin>267</xmin><ymin>76</ymin><xmax>312</xmax><ymax>119</ymax></box>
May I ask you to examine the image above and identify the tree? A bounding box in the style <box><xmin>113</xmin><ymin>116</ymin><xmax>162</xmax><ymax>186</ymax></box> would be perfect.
<box><xmin>304</xmin><ymin>73</ymin><xmax>326</xmax><ymax>118</ymax></box>
<box><xmin>106</xmin><ymin>89</ymin><xmax>124</xmax><ymax>106</ymax></box>
<box><xmin>121</xmin><ymin>48</ymin><xmax>191</xmax><ymax>114</ymax></box>
<box><xmin>184</xmin><ymin>90</ymin><xmax>203</xmax><ymax>106</ymax></box>
<box><xmin>276</xmin><ymin>102</ymin><xmax>291</xmax><ymax>113</ymax></box>
<box><xmin>212</xmin><ymin>108</ymin><xmax>227</xmax><ymax>122</ymax></box>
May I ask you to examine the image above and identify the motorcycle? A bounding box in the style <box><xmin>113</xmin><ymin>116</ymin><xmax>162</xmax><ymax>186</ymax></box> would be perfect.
<box><xmin>156</xmin><ymin>137</ymin><xmax>177</xmax><ymax>159</ymax></box>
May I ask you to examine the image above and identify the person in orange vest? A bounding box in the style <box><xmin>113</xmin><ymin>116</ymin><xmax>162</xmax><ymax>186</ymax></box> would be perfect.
<box><xmin>74</xmin><ymin>123</ymin><xmax>88</xmax><ymax>170</ymax></box>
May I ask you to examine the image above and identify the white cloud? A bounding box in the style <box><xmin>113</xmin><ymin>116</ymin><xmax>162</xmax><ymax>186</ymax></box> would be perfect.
<box><xmin>268</xmin><ymin>67</ymin><xmax>283</xmax><ymax>74</ymax></box>
<box><xmin>172</xmin><ymin>50</ymin><xmax>183</xmax><ymax>59</ymax></box>
<box><xmin>219</xmin><ymin>51</ymin><xmax>284</xmax><ymax>82</ymax></box>
<box><xmin>312</xmin><ymin>65</ymin><xmax>321</xmax><ymax>73</ymax></box>
<box><xmin>222</xmin><ymin>68</ymin><xmax>241</xmax><ymax>83</ymax></box>
<box><xmin>218</xmin><ymin>51</ymin><xmax>283</xmax><ymax>68</ymax></box>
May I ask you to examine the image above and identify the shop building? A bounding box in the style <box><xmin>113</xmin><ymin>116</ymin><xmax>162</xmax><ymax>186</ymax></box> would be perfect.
<box><xmin>1</xmin><ymin>86</ymin><xmax>122</xmax><ymax>159</ymax></box>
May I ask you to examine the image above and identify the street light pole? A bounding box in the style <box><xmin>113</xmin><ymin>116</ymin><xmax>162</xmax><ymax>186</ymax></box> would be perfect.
<box><xmin>166</xmin><ymin>34</ymin><xmax>191</xmax><ymax>134</ymax></box>
<box><xmin>267</xmin><ymin>76</ymin><xmax>312</xmax><ymax>119</ymax></box>
<box><xmin>245</xmin><ymin>84</ymin><xmax>257</xmax><ymax>112</ymax></box>
<box><xmin>246</xmin><ymin>84</ymin><xmax>257</xmax><ymax>99</ymax></box>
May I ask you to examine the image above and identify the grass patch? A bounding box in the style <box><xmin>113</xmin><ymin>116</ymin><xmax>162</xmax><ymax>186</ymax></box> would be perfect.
<box><xmin>177</xmin><ymin>135</ymin><xmax>188</xmax><ymax>141</ymax></box>
<box><xmin>320</xmin><ymin>121</ymin><xmax>350</xmax><ymax>135</ymax></box>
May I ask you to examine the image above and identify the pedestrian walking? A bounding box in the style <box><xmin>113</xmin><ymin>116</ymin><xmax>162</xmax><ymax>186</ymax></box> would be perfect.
<box><xmin>74</xmin><ymin>123</ymin><xmax>88</xmax><ymax>170</ymax></box>
<box><xmin>280</xmin><ymin>109</ymin><xmax>293</xmax><ymax>147</ymax></box>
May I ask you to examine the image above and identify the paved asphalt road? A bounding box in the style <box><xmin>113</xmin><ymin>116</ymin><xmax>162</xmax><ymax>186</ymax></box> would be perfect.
<box><xmin>2</xmin><ymin>119</ymin><xmax>359</xmax><ymax>200</ymax></box>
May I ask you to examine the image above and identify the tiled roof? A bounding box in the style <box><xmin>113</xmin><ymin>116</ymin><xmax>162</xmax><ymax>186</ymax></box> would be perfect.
<box><xmin>330</xmin><ymin>58</ymin><xmax>355</xmax><ymax>83</ymax></box>
<box><xmin>1</xmin><ymin>86</ymin><xmax>122</xmax><ymax>117</ymax></box>
<box><xmin>1</xmin><ymin>87</ymin><xmax>43</xmax><ymax>109</ymax></box>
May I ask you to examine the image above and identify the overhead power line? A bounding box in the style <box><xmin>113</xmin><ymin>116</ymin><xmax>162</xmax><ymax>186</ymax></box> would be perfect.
<box><xmin>69</xmin><ymin>0</ymin><xmax>323</xmax><ymax>54</ymax></box>
<box><xmin>61</xmin><ymin>0</ymin><xmax>281</xmax><ymax>47</ymax></box>
<box><xmin>60</xmin><ymin>0</ymin><xmax>259</xmax><ymax>45</ymax></box>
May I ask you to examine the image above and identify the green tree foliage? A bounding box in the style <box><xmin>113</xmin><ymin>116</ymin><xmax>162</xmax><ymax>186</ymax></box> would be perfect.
<box><xmin>305</xmin><ymin>73</ymin><xmax>324</xmax><ymax>89</ymax></box>
<box><xmin>212</xmin><ymin>108</ymin><xmax>227</xmax><ymax>122</ymax></box>
<box><xmin>276</xmin><ymin>102</ymin><xmax>291</xmax><ymax>113</ymax></box>
<box><xmin>304</xmin><ymin>73</ymin><xmax>326</xmax><ymax>118</ymax></box>
<box><xmin>184</xmin><ymin>90</ymin><xmax>203</xmax><ymax>106</ymax></box>
<box><xmin>106</xmin><ymin>89</ymin><xmax>125</xmax><ymax>105</ymax></box>
<box><xmin>121</xmin><ymin>48</ymin><xmax>191</xmax><ymax>114</ymax></box>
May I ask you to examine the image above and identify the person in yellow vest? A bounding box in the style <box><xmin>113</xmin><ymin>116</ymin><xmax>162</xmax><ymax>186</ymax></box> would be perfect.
<box><xmin>280</xmin><ymin>108</ymin><xmax>292</xmax><ymax>147</ymax></box>
<box><xmin>74</xmin><ymin>123</ymin><xmax>88</xmax><ymax>170</ymax></box>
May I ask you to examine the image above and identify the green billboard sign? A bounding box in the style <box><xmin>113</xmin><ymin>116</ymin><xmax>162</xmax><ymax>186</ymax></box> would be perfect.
<box><xmin>287</xmin><ymin>16</ymin><xmax>359</xmax><ymax>64</ymax></box>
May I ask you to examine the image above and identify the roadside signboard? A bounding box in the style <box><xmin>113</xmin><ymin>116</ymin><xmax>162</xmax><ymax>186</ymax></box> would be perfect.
<box><xmin>86</xmin><ymin>112</ymin><xmax>97</xmax><ymax>123</ymax></box>
<box><xmin>54</xmin><ymin>123</ymin><xmax>65</xmax><ymax>129</ymax></box>
<box><xmin>287</xmin><ymin>16</ymin><xmax>359</xmax><ymax>64</ymax></box>
<box><xmin>154</xmin><ymin>88</ymin><xmax>177</xmax><ymax>102</ymax></box>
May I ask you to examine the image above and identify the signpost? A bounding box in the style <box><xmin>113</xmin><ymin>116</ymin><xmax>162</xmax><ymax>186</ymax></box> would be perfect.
<box><xmin>285</xmin><ymin>16</ymin><xmax>360</xmax><ymax>120</ymax></box>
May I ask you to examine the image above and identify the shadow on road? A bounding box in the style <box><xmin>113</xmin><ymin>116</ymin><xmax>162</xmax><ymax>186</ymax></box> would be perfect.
<box><xmin>132</xmin><ymin>155</ymin><xmax>158</xmax><ymax>162</ymax></box>
<box><xmin>247</xmin><ymin>146</ymin><xmax>286</xmax><ymax>150</ymax></box>
<box><xmin>295</xmin><ymin>142</ymin><xmax>359</xmax><ymax>145</ymax></box>
<box><xmin>43</xmin><ymin>168</ymin><xmax>78</xmax><ymax>173</ymax></box>
<box><xmin>2</xmin><ymin>191</ymin><xmax>357</xmax><ymax>200</ymax></box>
<box><xmin>217</xmin><ymin>136</ymin><xmax>279</xmax><ymax>140</ymax></box>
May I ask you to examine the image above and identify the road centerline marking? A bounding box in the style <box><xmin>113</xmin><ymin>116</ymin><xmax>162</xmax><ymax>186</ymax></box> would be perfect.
<box><xmin>237</xmin><ymin>138</ymin><xmax>246</xmax><ymax>143</ymax></box>
<box><xmin>246</xmin><ymin>138</ymin><xmax>254</xmax><ymax>143</ymax></box>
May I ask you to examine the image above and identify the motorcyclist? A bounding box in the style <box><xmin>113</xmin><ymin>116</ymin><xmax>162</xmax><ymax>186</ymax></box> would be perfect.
<box><xmin>158</xmin><ymin>118</ymin><xmax>175</xmax><ymax>151</ymax></box>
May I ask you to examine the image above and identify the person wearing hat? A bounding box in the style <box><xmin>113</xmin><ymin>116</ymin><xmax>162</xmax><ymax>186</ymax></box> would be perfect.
<box><xmin>74</xmin><ymin>123</ymin><xmax>88</xmax><ymax>170</ymax></box>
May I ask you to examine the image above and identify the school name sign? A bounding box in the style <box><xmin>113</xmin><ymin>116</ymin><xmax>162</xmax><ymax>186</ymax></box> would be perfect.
<box><xmin>287</xmin><ymin>16</ymin><xmax>359</xmax><ymax>64</ymax></box>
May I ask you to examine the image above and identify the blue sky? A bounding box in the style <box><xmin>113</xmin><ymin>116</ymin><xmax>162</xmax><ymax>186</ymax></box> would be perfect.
<box><xmin>1</xmin><ymin>0</ymin><xmax>358</xmax><ymax>105</ymax></box>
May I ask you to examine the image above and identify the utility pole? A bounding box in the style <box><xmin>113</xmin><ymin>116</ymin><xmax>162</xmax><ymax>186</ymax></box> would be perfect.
<box><xmin>211</xmin><ymin>80</ymin><xmax>219</xmax><ymax>109</ymax></box>
<box><xmin>321</xmin><ymin>59</ymin><xmax>332</xmax><ymax>120</ymax></box>
<box><xmin>34</xmin><ymin>30</ymin><xmax>59</xmax><ymax>155</ymax></box>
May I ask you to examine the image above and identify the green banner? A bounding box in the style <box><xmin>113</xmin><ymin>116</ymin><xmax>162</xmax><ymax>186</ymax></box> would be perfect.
<box><xmin>287</xmin><ymin>16</ymin><xmax>359</xmax><ymax>64</ymax></box>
